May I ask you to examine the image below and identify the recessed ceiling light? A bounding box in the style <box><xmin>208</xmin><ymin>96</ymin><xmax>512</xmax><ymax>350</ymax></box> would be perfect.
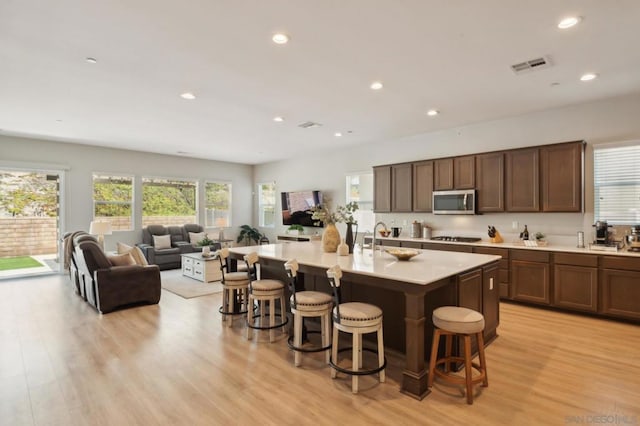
<box><xmin>55</xmin><ymin>119</ymin><xmax>63</xmax><ymax>123</ymax></box>
<box><xmin>558</xmin><ymin>16</ymin><xmax>581</xmax><ymax>29</ymax></box>
<box><xmin>370</xmin><ymin>81</ymin><xmax>383</xmax><ymax>90</ymax></box>
<box><xmin>580</xmin><ymin>73</ymin><xmax>597</xmax><ymax>82</ymax></box>
<box><xmin>334</xmin><ymin>132</ymin><xmax>343</xmax><ymax>137</ymax></box>
<box><xmin>85</xmin><ymin>57</ymin><xmax>97</xmax><ymax>64</ymax></box>
<box><xmin>273</xmin><ymin>116</ymin><xmax>284</xmax><ymax>122</ymax></box>
<box><xmin>180</xmin><ymin>92</ymin><xmax>196</xmax><ymax>100</ymax></box>
<box><xmin>272</xmin><ymin>33</ymin><xmax>289</xmax><ymax>44</ymax></box>
<box><xmin>426</xmin><ymin>109</ymin><xmax>439</xmax><ymax>117</ymax></box>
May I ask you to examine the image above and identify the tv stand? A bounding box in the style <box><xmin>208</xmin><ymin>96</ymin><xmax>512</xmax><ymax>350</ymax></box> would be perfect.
<box><xmin>277</xmin><ymin>234</ymin><xmax>313</xmax><ymax>242</ymax></box>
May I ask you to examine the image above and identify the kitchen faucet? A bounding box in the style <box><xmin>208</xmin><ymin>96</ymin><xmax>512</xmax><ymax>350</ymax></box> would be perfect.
<box><xmin>372</xmin><ymin>221</ymin><xmax>388</xmax><ymax>254</ymax></box>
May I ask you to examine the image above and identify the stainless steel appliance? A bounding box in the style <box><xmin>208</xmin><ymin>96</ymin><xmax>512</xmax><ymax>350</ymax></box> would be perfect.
<box><xmin>593</xmin><ymin>220</ymin><xmax>612</xmax><ymax>245</ymax></box>
<box><xmin>430</xmin><ymin>236</ymin><xmax>481</xmax><ymax>242</ymax></box>
<box><xmin>625</xmin><ymin>225</ymin><xmax>640</xmax><ymax>252</ymax></box>
<box><xmin>432</xmin><ymin>189</ymin><xmax>476</xmax><ymax>215</ymax></box>
<box><xmin>410</xmin><ymin>221</ymin><xmax>422</xmax><ymax>238</ymax></box>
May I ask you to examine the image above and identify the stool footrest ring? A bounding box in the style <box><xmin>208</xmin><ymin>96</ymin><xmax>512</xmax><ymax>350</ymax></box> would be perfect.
<box><xmin>434</xmin><ymin>357</ymin><xmax>486</xmax><ymax>385</ymax></box>
<box><xmin>329</xmin><ymin>347</ymin><xmax>387</xmax><ymax>376</ymax></box>
<box><xmin>246</xmin><ymin>312</ymin><xmax>289</xmax><ymax>331</ymax></box>
<box><xmin>287</xmin><ymin>330</ymin><xmax>331</xmax><ymax>353</ymax></box>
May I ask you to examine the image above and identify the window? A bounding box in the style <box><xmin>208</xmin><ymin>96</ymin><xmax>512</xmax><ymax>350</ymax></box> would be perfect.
<box><xmin>93</xmin><ymin>174</ymin><xmax>133</xmax><ymax>230</ymax></box>
<box><xmin>346</xmin><ymin>172</ymin><xmax>375</xmax><ymax>232</ymax></box>
<box><xmin>258</xmin><ymin>182</ymin><xmax>276</xmax><ymax>227</ymax></box>
<box><xmin>205</xmin><ymin>181</ymin><xmax>232</xmax><ymax>227</ymax></box>
<box><xmin>594</xmin><ymin>142</ymin><xmax>640</xmax><ymax>225</ymax></box>
<box><xmin>142</xmin><ymin>177</ymin><xmax>197</xmax><ymax>226</ymax></box>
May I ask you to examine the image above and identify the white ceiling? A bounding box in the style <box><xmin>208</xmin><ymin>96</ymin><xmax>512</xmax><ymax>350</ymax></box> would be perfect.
<box><xmin>2</xmin><ymin>1</ymin><xmax>640</xmax><ymax>165</ymax></box>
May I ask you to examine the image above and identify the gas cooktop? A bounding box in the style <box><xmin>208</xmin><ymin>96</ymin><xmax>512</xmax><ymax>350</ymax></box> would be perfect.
<box><xmin>430</xmin><ymin>236</ymin><xmax>482</xmax><ymax>243</ymax></box>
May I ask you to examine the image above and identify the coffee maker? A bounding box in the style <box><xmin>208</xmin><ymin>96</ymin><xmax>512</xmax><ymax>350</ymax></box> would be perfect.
<box><xmin>593</xmin><ymin>220</ymin><xmax>612</xmax><ymax>245</ymax></box>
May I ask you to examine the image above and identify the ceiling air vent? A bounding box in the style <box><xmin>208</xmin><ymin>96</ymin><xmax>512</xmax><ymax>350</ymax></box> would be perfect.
<box><xmin>511</xmin><ymin>56</ymin><xmax>552</xmax><ymax>74</ymax></box>
<box><xmin>297</xmin><ymin>121</ymin><xmax>322</xmax><ymax>129</ymax></box>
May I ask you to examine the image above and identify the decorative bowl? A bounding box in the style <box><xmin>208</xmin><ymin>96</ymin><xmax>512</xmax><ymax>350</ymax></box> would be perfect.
<box><xmin>385</xmin><ymin>248</ymin><xmax>420</xmax><ymax>261</ymax></box>
<box><xmin>379</xmin><ymin>229</ymin><xmax>391</xmax><ymax>237</ymax></box>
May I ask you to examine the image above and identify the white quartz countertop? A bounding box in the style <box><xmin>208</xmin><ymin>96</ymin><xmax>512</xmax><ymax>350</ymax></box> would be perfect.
<box><xmin>229</xmin><ymin>241</ymin><xmax>501</xmax><ymax>286</ymax></box>
<box><xmin>369</xmin><ymin>236</ymin><xmax>640</xmax><ymax>257</ymax></box>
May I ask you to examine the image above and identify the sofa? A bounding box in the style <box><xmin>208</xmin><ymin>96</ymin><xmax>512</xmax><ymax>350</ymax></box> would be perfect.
<box><xmin>137</xmin><ymin>224</ymin><xmax>220</xmax><ymax>270</ymax></box>
<box><xmin>75</xmin><ymin>239</ymin><xmax>161</xmax><ymax>314</ymax></box>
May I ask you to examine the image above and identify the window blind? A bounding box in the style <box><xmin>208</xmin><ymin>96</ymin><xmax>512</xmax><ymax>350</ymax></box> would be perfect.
<box><xmin>594</xmin><ymin>143</ymin><xmax>640</xmax><ymax>225</ymax></box>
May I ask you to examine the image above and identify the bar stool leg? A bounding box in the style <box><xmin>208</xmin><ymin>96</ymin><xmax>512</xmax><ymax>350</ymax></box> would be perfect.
<box><xmin>377</xmin><ymin>325</ymin><xmax>386</xmax><ymax>383</ymax></box>
<box><xmin>322</xmin><ymin>312</ymin><xmax>330</xmax><ymax>364</ymax></box>
<box><xmin>331</xmin><ymin>326</ymin><xmax>339</xmax><ymax>379</ymax></box>
<box><xmin>280</xmin><ymin>295</ymin><xmax>287</xmax><ymax>334</ymax></box>
<box><xmin>427</xmin><ymin>328</ymin><xmax>441</xmax><ymax>388</ymax></box>
<box><xmin>477</xmin><ymin>332</ymin><xmax>488</xmax><ymax>387</ymax></box>
<box><xmin>444</xmin><ymin>333</ymin><xmax>453</xmax><ymax>373</ymax></box>
<box><xmin>463</xmin><ymin>335</ymin><xmax>474</xmax><ymax>404</ymax></box>
<box><xmin>294</xmin><ymin>312</ymin><xmax>302</xmax><ymax>366</ymax></box>
<box><xmin>269</xmin><ymin>299</ymin><xmax>276</xmax><ymax>342</ymax></box>
<box><xmin>352</xmin><ymin>331</ymin><xmax>359</xmax><ymax>393</ymax></box>
<box><xmin>246</xmin><ymin>294</ymin><xmax>253</xmax><ymax>340</ymax></box>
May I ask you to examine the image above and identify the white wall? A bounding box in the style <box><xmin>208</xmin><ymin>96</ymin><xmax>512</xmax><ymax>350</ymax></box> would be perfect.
<box><xmin>0</xmin><ymin>135</ymin><xmax>253</xmax><ymax>251</ymax></box>
<box><xmin>254</xmin><ymin>93</ymin><xmax>640</xmax><ymax>245</ymax></box>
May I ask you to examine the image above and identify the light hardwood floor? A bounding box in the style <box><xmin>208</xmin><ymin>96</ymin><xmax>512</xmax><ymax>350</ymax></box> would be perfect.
<box><xmin>1</xmin><ymin>273</ymin><xmax>639</xmax><ymax>425</ymax></box>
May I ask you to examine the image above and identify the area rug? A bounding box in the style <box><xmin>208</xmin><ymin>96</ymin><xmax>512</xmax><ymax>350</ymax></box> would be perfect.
<box><xmin>160</xmin><ymin>269</ymin><xmax>223</xmax><ymax>299</ymax></box>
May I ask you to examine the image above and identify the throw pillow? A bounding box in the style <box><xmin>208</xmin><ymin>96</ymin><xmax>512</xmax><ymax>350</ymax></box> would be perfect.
<box><xmin>189</xmin><ymin>232</ymin><xmax>206</xmax><ymax>245</ymax></box>
<box><xmin>153</xmin><ymin>234</ymin><xmax>171</xmax><ymax>250</ymax></box>
<box><xmin>116</xmin><ymin>242</ymin><xmax>148</xmax><ymax>266</ymax></box>
<box><xmin>108</xmin><ymin>253</ymin><xmax>136</xmax><ymax>266</ymax></box>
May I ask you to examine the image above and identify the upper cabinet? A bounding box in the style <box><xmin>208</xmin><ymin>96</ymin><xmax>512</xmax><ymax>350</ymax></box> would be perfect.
<box><xmin>506</xmin><ymin>147</ymin><xmax>539</xmax><ymax>212</ymax></box>
<box><xmin>412</xmin><ymin>160</ymin><xmax>433</xmax><ymax>212</ymax></box>
<box><xmin>373</xmin><ymin>166</ymin><xmax>391</xmax><ymax>213</ymax></box>
<box><xmin>476</xmin><ymin>152</ymin><xmax>504</xmax><ymax>212</ymax></box>
<box><xmin>391</xmin><ymin>163</ymin><xmax>413</xmax><ymax>212</ymax></box>
<box><xmin>454</xmin><ymin>155</ymin><xmax>476</xmax><ymax>189</ymax></box>
<box><xmin>434</xmin><ymin>158</ymin><xmax>454</xmax><ymax>190</ymax></box>
<box><xmin>373</xmin><ymin>140</ymin><xmax>584</xmax><ymax>214</ymax></box>
<box><xmin>540</xmin><ymin>141</ymin><xmax>584</xmax><ymax>212</ymax></box>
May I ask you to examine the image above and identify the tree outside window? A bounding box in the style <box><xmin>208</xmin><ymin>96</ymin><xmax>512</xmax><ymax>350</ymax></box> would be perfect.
<box><xmin>205</xmin><ymin>181</ymin><xmax>232</xmax><ymax>227</ymax></box>
<box><xmin>142</xmin><ymin>177</ymin><xmax>197</xmax><ymax>226</ymax></box>
<box><xmin>258</xmin><ymin>182</ymin><xmax>276</xmax><ymax>228</ymax></box>
<box><xmin>93</xmin><ymin>174</ymin><xmax>133</xmax><ymax>230</ymax></box>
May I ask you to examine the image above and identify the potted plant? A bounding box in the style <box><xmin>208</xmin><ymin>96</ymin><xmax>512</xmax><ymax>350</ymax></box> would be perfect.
<box><xmin>236</xmin><ymin>225</ymin><xmax>263</xmax><ymax>246</ymax></box>
<box><xmin>196</xmin><ymin>234</ymin><xmax>216</xmax><ymax>247</ymax></box>
<box><xmin>287</xmin><ymin>224</ymin><xmax>304</xmax><ymax>236</ymax></box>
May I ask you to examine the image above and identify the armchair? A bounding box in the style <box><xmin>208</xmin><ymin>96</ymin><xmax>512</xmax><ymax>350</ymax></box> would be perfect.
<box><xmin>76</xmin><ymin>240</ymin><xmax>161</xmax><ymax>314</ymax></box>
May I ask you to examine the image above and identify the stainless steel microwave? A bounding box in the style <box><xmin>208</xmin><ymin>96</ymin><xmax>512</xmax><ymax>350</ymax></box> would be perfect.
<box><xmin>432</xmin><ymin>189</ymin><xmax>476</xmax><ymax>214</ymax></box>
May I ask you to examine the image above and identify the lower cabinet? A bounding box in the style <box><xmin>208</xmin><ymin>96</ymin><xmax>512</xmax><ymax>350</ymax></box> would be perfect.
<box><xmin>553</xmin><ymin>253</ymin><xmax>598</xmax><ymax>313</ymax></box>
<box><xmin>511</xmin><ymin>250</ymin><xmax>551</xmax><ymax>305</ymax></box>
<box><xmin>600</xmin><ymin>256</ymin><xmax>640</xmax><ymax>320</ymax></box>
<box><xmin>482</xmin><ymin>263</ymin><xmax>500</xmax><ymax>342</ymax></box>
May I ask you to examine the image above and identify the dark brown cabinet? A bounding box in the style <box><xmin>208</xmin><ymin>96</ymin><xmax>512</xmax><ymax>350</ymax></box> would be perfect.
<box><xmin>511</xmin><ymin>250</ymin><xmax>550</xmax><ymax>304</ymax></box>
<box><xmin>454</xmin><ymin>155</ymin><xmax>475</xmax><ymax>189</ymax></box>
<box><xmin>373</xmin><ymin>165</ymin><xmax>391</xmax><ymax>212</ymax></box>
<box><xmin>422</xmin><ymin>242</ymin><xmax>474</xmax><ymax>253</ymax></box>
<box><xmin>553</xmin><ymin>253</ymin><xmax>598</xmax><ymax>313</ymax></box>
<box><xmin>474</xmin><ymin>246</ymin><xmax>510</xmax><ymax>299</ymax></box>
<box><xmin>434</xmin><ymin>158</ymin><xmax>454</xmax><ymax>190</ymax></box>
<box><xmin>541</xmin><ymin>141</ymin><xmax>583</xmax><ymax>212</ymax></box>
<box><xmin>506</xmin><ymin>148</ymin><xmax>539</xmax><ymax>212</ymax></box>
<box><xmin>412</xmin><ymin>160</ymin><xmax>433</xmax><ymax>212</ymax></box>
<box><xmin>600</xmin><ymin>256</ymin><xmax>640</xmax><ymax>320</ymax></box>
<box><xmin>475</xmin><ymin>152</ymin><xmax>504</xmax><ymax>212</ymax></box>
<box><xmin>391</xmin><ymin>163</ymin><xmax>413</xmax><ymax>212</ymax></box>
<box><xmin>458</xmin><ymin>269</ymin><xmax>482</xmax><ymax>313</ymax></box>
<box><xmin>482</xmin><ymin>263</ymin><xmax>500</xmax><ymax>342</ymax></box>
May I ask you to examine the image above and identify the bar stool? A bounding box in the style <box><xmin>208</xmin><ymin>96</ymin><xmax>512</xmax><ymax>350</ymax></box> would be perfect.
<box><xmin>427</xmin><ymin>306</ymin><xmax>488</xmax><ymax>404</ymax></box>
<box><xmin>326</xmin><ymin>265</ymin><xmax>386</xmax><ymax>394</ymax></box>
<box><xmin>244</xmin><ymin>252</ymin><xmax>288</xmax><ymax>342</ymax></box>
<box><xmin>217</xmin><ymin>248</ymin><xmax>250</xmax><ymax>327</ymax></box>
<box><xmin>284</xmin><ymin>259</ymin><xmax>333</xmax><ymax>366</ymax></box>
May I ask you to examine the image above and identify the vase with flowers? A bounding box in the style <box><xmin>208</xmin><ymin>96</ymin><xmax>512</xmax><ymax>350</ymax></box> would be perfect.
<box><xmin>310</xmin><ymin>200</ymin><xmax>359</xmax><ymax>253</ymax></box>
<box><xmin>336</xmin><ymin>202</ymin><xmax>359</xmax><ymax>253</ymax></box>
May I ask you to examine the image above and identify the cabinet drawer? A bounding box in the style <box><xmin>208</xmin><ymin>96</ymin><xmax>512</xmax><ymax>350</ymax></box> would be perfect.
<box><xmin>401</xmin><ymin>241</ymin><xmax>423</xmax><ymax>249</ymax></box>
<box><xmin>193</xmin><ymin>259</ymin><xmax>203</xmax><ymax>268</ymax></box>
<box><xmin>554</xmin><ymin>252</ymin><xmax>597</xmax><ymax>267</ymax></box>
<box><xmin>510</xmin><ymin>249</ymin><xmax>550</xmax><ymax>263</ymax></box>
<box><xmin>600</xmin><ymin>256</ymin><xmax>640</xmax><ymax>272</ymax></box>
<box><xmin>473</xmin><ymin>246</ymin><xmax>509</xmax><ymax>259</ymax></box>
<box><xmin>423</xmin><ymin>243</ymin><xmax>473</xmax><ymax>253</ymax></box>
<box><xmin>183</xmin><ymin>257</ymin><xmax>193</xmax><ymax>266</ymax></box>
<box><xmin>183</xmin><ymin>265</ymin><xmax>193</xmax><ymax>274</ymax></box>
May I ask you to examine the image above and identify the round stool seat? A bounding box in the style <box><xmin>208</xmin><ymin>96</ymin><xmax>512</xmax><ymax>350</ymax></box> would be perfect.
<box><xmin>433</xmin><ymin>306</ymin><xmax>485</xmax><ymax>334</ymax></box>
<box><xmin>291</xmin><ymin>291</ymin><xmax>333</xmax><ymax>311</ymax></box>
<box><xmin>251</xmin><ymin>279</ymin><xmax>285</xmax><ymax>294</ymax></box>
<box><xmin>334</xmin><ymin>302</ymin><xmax>382</xmax><ymax>328</ymax></box>
<box><xmin>224</xmin><ymin>271</ymin><xmax>249</xmax><ymax>281</ymax></box>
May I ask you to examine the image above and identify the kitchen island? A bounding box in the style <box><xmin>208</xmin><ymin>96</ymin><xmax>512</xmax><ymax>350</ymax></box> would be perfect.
<box><xmin>229</xmin><ymin>241</ymin><xmax>501</xmax><ymax>399</ymax></box>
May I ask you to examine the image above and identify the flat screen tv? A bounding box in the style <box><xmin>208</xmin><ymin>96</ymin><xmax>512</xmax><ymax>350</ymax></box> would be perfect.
<box><xmin>281</xmin><ymin>190</ymin><xmax>323</xmax><ymax>227</ymax></box>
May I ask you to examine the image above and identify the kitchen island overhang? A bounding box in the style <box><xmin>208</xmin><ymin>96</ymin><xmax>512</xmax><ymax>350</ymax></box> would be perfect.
<box><xmin>229</xmin><ymin>242</ymin><xmax>501</xmax><ymax>400</ymax></box>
